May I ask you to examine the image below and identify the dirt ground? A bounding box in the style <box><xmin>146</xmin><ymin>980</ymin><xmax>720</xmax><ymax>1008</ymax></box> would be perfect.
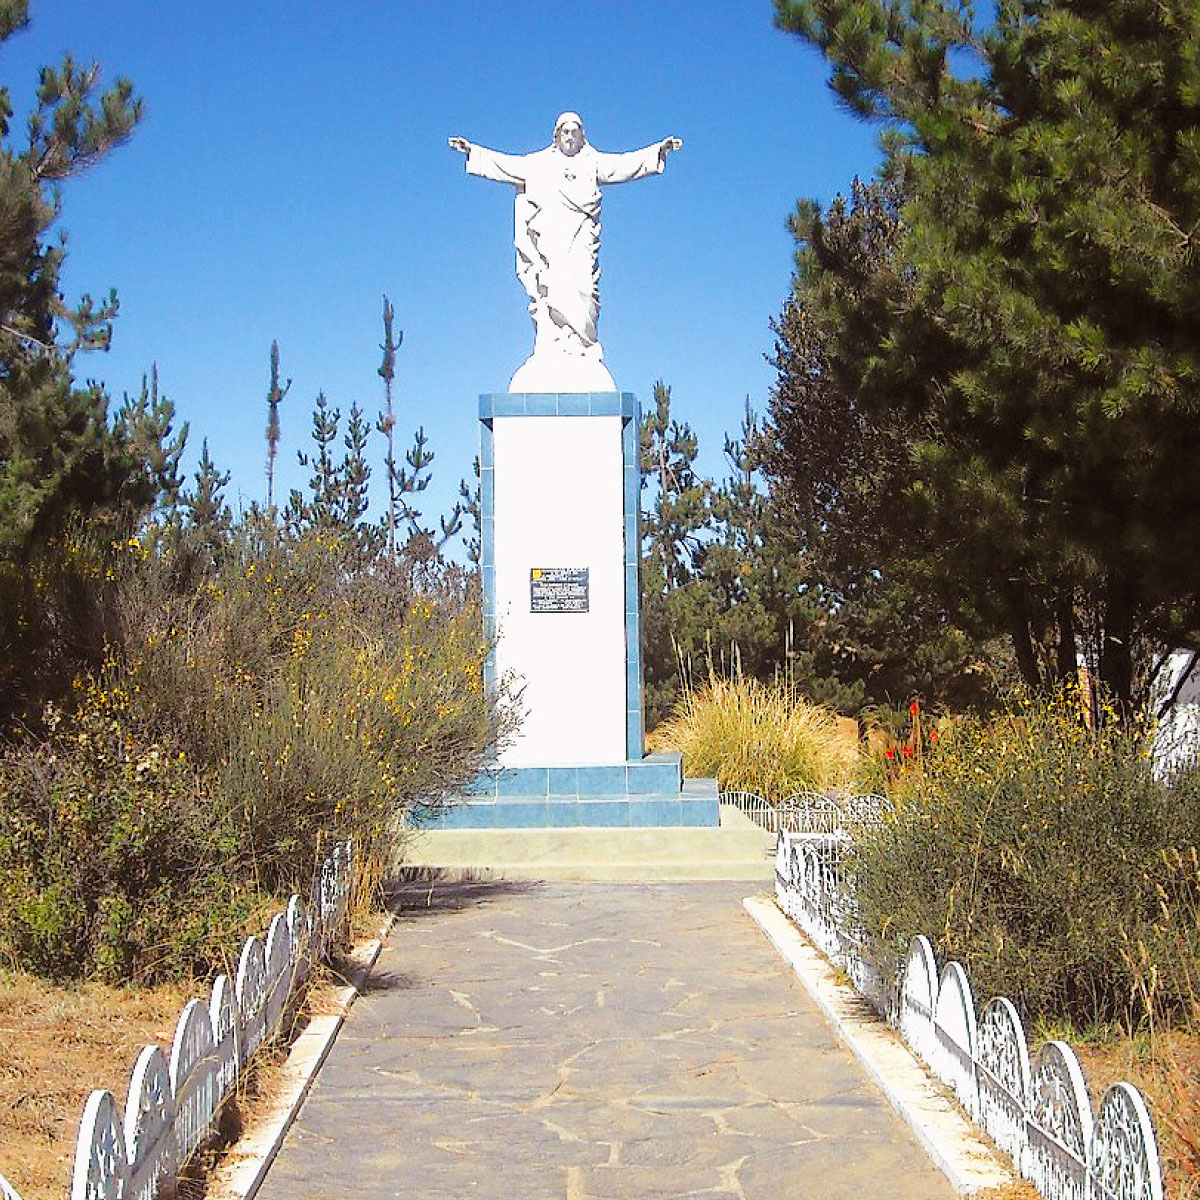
<box><xmin>0</xmin><ymin>892</ymin><xmax>377</xmax><ymax>1200</ymax></box>
<box><xmin>0</xmin><ymin>964</ymin><xmax>353</xmax><ymax>1200</ymax></box>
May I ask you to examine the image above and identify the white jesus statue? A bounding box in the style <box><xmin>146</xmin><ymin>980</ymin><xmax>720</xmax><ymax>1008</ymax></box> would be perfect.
<box><xmin>450</xmin><ymin>113</ymin><xmax>682</xmax><ymax>391</ymax></box>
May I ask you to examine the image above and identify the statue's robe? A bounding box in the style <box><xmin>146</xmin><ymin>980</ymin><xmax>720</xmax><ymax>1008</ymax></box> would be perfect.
<box><xmin>465</xmin><ymin>141</ymin><xmax>664</xmax><ymax>353</ymax></box>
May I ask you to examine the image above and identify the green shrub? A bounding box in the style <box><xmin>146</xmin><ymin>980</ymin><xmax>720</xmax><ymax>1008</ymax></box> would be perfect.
<box><xmin>0</xmin><ymin>524</ymin><xmax>134</xmax><ymax>733</ymax></box>
<box><xmin>850</xmin><ymin>694</ymin><xmax>1200</xmax><ymax>1027</ymax></box>
<box><xmin>0</xmin><ymin>527</ymin><xmax>510</xmax><ymax>982</ymax></box>
<box><xmin>652</xmin><ymin>674</ymin><xmax>859</xmax><ymax>800</ymax></box>
<box><xmin>119</xmin><ymin>533</ymin><xmax>498</xmax><ymax>886</ymax></box>
<box><xmin>0</xmin><ymin>682</ymin><xmax>259</xmax><ymax>982</ymax></box>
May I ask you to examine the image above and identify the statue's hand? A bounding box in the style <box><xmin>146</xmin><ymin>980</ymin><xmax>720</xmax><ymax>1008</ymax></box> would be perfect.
<box><xmin>448</xmin><ymin>136</ymin><xmax>471</xmax><ymax>155</ymax></box>
<box><xmin>660</xmin><ymin>137</ymin><xmax>683</xmax><ymax>157</ymax></box>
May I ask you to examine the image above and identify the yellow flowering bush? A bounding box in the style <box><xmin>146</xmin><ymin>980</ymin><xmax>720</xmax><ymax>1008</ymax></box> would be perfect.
<box><xmin>851</xmin><ymin>692</ymin><xmax>1200</xmax><ymax>1026</ymax></box>
<box><xmin>0</xmin><ymin>678</ymin><xmax>259</xmax><ymax>982</ymax></box>
<box><xmin>0</xmin><ymin>525</ymin><xmax>511</xmax><ymax>980</ymax></box>
<box><xmin>121</xmin><ymin>530</ymin><xmax>504</xmax><ymax>893</ymax></box>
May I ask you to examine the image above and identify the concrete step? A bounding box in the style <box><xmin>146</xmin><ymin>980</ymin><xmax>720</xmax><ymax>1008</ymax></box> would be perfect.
<box><xmin>397</xmin><ymin>804</ymin><xmax>775</xmax><ymax>882</ymax></box>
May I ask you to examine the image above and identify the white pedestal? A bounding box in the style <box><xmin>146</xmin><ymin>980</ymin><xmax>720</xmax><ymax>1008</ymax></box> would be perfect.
<box><xmin>480</xmin><ymin>392</ymin><xmax>643</xmax><ymax>768</ymax></box>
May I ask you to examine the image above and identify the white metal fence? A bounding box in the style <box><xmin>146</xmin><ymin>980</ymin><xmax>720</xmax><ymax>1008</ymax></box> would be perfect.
<box><xmin>1</xmin><ymin>815</ymin><xmax>1171</xmax><ymax>1200</ymax></box>
<box><xmin>774</xmin><ymin>830</ymin><xmax>1165</xmax><ymax>1200</ymax></box>
<box><xmin>0</xmin><ymin>839</ymin><xmax>355</xmax><ymax>1200</ymax></box>
<box><xmin>721</xmin><ymin>788</ymin><xmax>891</xmax><ymax>835</ymax></box>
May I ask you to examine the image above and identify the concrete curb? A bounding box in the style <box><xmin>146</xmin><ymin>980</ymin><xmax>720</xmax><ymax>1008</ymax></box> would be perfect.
<box><xmin>743</xmin><ymin>895</ymin><xmax>1013</xmax><ymax>1196</ymax></box>
<box><xmin>208</xmin><ymin>915</ymin><xmax>396</xmax><ymax>1200</ymax></box>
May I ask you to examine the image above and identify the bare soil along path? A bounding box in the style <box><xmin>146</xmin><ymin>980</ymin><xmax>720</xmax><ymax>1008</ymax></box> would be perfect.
<box><xmin>254</xmin><ymin>880</ymin><xmax>953</xmax><ymax>1200</ymax></box>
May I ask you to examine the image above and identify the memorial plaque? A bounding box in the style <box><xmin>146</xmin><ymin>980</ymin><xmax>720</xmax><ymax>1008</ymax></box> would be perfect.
<box><xmin>530</xmin><ymin>567</ymin><xmax>589</xmax><ymax>613</ymax></box>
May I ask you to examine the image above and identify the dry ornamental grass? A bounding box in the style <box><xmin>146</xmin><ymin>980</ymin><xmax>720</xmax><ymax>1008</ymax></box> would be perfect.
<box><xmin>652</xmin><ymin>675</ymin><xmax>859</xmax><ymax>800</ymax></box>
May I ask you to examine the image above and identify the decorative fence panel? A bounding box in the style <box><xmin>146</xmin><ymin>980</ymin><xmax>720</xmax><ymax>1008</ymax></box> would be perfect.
<box><xmin>169</xmin><ymin>998</ymin><xmax>218</xmax><ymax>1168</ymax></box>
<box><xmin>932</xmin><ymin>961</ymin><xmax>979</xmax><ymax>1120</ymax></box>
<box><xmin>1091</xmin><ymin>1084</ymin><xmax>1165</xmax><ymax>1200</ymax></box>
<box><xmin>209</xmin><ymin>974</ymin><xmax>239</xmax><ymax>1101</ymax></box>
<box><xmin>774</xmin><ymin>827</ymin><xmax>1165</xmax><ymax>1200</ymax></box>
<box><xmin>1026</xmin><ymin>1040</ymin><xmax>1094</xmax><ymax>1200</ymax></box>
<box><xmin>6</xmin><ymin>839</ymin><xmax>360</xmax><ymax>1200</ymax></box>
<box><xmin>235</xmin><ymin>933</ymin><xmax>268</xmax><ymax>1066</ymax></box>
<box><xmin>123</xmin><ymin>1045</ymin><xmax>174</xmax><ymax>1200</ymax></box>
<box><xmin>263</xmin><ymin>912</ymin><xmax>294</xmax><ymax>1035</ymax></box>
<box><xmin>897</xmin><ymin>934</ymin><xmax>939</xmax><ymax>1066</ymax></box>
<box><xmin>287</xmin><ymin>894</ymin><xmax>312</xmax><ymax>991</ymax></box>
<box><xmin>770</xmin><ymin>818</ymin><xmax>889</xmax><ymax>1013</ymax></box>
<box><xmin>71</xmin><ymin>1090</ymin><xmax>127</xmax><ymax>1200</ymax></box>
<box><xmin>724</xmin><ymin>789</ymin><xmax>889</xmax><ymax>835</ymax></box>
<box><xmin>976</xmin><ymin>996</ymin><xmax>1031</xmax><ymax>1167</ymax></box>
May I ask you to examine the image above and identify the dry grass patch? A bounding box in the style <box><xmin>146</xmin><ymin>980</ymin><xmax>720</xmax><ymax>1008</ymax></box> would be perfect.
<box><xmin>0</xmin><ymin>971</ymin><xmax>193</xmax><ymax>1200</ymax></box>
<box><xmin>1073</xmin><ymin>1031</ymin><xmax>1200</xmax><ymax>1200</ymax></box>
<box><xmin>976</xmin><ymin>1183</ymin><xmax>1042</xmax><ymax>1200</ymax></box>
<box><xmin>0</xmin><ymin>958</ymin><xmax>367</xmax><ymax>1200</ymax></box>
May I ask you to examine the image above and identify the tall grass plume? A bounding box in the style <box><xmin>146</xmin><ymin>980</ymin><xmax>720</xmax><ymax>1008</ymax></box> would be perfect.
<box><xmin>651</xmin><ymin>674</ymin><xmax>858</xmax><ymax>800</ymax></box>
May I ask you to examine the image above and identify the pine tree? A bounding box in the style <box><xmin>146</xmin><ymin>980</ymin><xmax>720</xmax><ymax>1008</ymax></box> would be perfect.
<box><xmin>284</xmin><ymin>392</ymin><xmax>381</xmax><ymax>553</ymax></box>
<box><xmin>639</xmin><ymin>381</ymin><xmax>709</xmax><ymax>590</ymax></box>
<box><xmin>339</xmin><ymin>402</ymin><xmax>372</xmax><ymax>529</ymax></box>
<box><xmin>264</xmin><ymin>340</ymin><xmax>290</xmax><ymax>516</ymax></box>
<box><xmin>115</xmin><ymin>365</ymin><xmax>187</xmax><ymax>509</ymax></box>
<box><xmin>771</xmin><ymin>0</ymin><xmax>1200</xmax><ymax>711</ymax></box>
<box><xmin>638</xmin><ymin>382</ymin><xmax>711</xmax><ymax>723</ymax></box>
<box><xmin>0</xmin><ymin>3</ymin><xmax>151</xmax><ymax>556</ymax></box>
<box><xmin>459</xmin><ymin>457</ymin><xmax>481</xmax><ymax>566</ymax></box>
<box><xmin>185</xmin><ymin>439</ymin><xmax>230</xmax><ymax>535</ymax></box>
<box><xmin>388</xmin><ymin>425</ymin><xmax>464</xmax><ymax>556</ymax></box>
<box><xmin>371</xmin><ymin>301</ymin><xmax>464</xmax><ymax>559</ymax></box>
<box><xmin>376</xmin><ymin>295</ymin><xmax>401</xmax><ymax>559</ymax></box>
<box><xmin>172</xmin><ymin>438</ymin><xmax>232</xmax><ymax>574</ymax></box>
<box><xmin>287</xmin><ymin>391</ymin><xmax>341</xmax><ymax>530</ymax></box>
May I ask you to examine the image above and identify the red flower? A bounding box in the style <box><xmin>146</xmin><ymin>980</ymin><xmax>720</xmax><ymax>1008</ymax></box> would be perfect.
<box><xmin>929</xmin><ymin>730</ymin><xmax>939</xmax><ymax>742</ymax></box>
<box><xmin>909</xmin><ymin>700</ymin><xmax>920</xmax><ymax>715</ymax></box>
<box><xmin>901</xmin><ymin>745</ymin><xmax>913</xmax><ymax>757</ymax></box>
<box><xmin>885</xmin><ymin>748</ymin><xmax>896</xmax><ymax>760</ymax></box>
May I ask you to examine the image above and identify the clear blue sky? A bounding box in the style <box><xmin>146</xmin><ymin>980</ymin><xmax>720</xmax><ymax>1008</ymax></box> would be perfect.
<box><xmin>9</xmin><ymin>1</ymin><xmax>880</xmax><ymax>549</ymax></box>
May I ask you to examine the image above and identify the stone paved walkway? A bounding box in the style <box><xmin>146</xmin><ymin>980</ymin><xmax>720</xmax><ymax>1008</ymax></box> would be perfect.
<box><xmin>255</xmin><ymin>881</ymin><xmax>953</xmax><ymax>1200</ymax></box>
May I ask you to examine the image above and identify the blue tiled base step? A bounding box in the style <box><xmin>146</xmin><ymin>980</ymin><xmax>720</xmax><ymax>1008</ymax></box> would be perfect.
<box><xmin>426</xmin><ymin>778</ymin><xmax>719</xmax><ymax>830</ymax></box>
<box><xmin>468</xmin><ymin>752</ymin><xmax>684</xmax><ymax>800</ymax></box>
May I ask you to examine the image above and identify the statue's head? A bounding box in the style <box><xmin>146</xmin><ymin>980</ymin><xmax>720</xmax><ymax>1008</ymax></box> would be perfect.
<box><xmin>554</xmin><ymin>112</ymin><xmax>585</xmax><ymax>157</ymax></box>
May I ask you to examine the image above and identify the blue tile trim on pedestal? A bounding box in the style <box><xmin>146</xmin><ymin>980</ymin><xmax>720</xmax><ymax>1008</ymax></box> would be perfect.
<box><xmin>479</xmin><ymin>392</ymin><xmax>639</xmax><ymax>420</ymax></box>
<box><xmin>470</xmin><ymin>753</ymin><xmax>683</xmax><ymax>800</ymax></box>
<box><xmin>620</xmin><ymin>409</ymin><xmax>644</xmax><ymax>761</ymax></box>
<box><xmin>424</xmin><ymin>773</ymin><xmax>721</xmax><ymax>829</ymax></box>
<box><xmin>479</xmin><ymin>418</ymin><xmax>496</xmax><ymax>696</ymax></box>
<box><xmin>495</xmin><ymin>766</ymin><xmax>549</xmax><ymax>797</ymax></box>
<box><xmin>548</xmin><ymin>766</ymin><xmax>579</xmax><ymax>795</ymax></box>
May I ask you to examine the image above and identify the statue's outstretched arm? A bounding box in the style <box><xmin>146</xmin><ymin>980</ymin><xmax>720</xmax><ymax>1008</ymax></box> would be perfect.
<box><xmin>596</xmin><ymin>138</ymin><xmax>683</xmax><ymax>185</ymax></box>
<box><xmin>454</xmin><ymin>139</ymin><xmax>531</xmax><ymax>186</ymax></box>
